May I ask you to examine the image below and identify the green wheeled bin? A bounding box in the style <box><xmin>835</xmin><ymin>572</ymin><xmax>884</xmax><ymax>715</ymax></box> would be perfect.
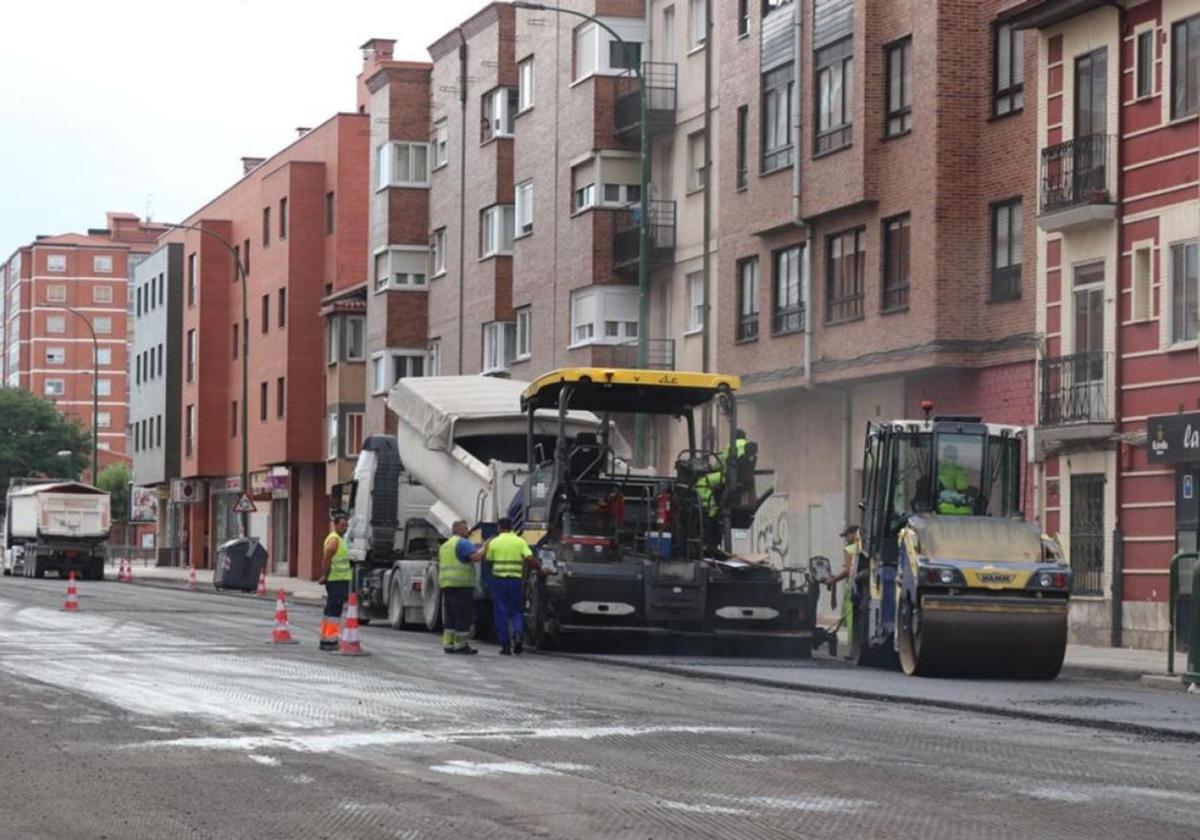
<box><xmin>1188</xmin><ymin>559</ymin><xmax>1200</xmax><ymax>687</ymax></box>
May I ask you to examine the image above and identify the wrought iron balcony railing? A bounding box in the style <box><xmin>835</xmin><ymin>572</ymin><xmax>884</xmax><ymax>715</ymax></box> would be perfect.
<box><xmin>1040</xmin><ymin>134</ymin><xmax>1116</xmax><ymax>215</ymax></box>
<box><xmin>612</xmin><ymin>338</ymin><xmax>675</xmax><ymax>371</ymax></box>
<box><xmin>1039</xmin><ymin>350</ymin><xmax>1113</xmax><ymax>426</ymax></box>
<box><xmin>613</xmin><ymin>200</ymin><xmax>676</xmax><ymax>275</ymax></box>
<box><xmin>614</xmin><ymin>62</ymin><xmax>678</xmax><ymax>141</ymax></box>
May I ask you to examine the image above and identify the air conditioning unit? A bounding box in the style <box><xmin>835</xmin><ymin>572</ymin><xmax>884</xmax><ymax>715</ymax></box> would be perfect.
<box><xmin>170</xmin><ymin>478</ymin><xmax>206</xmax><ymax>504</ymax></box>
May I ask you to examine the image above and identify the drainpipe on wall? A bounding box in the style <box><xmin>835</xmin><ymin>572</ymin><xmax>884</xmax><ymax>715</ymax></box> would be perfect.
<box><xmin>788</xmin><ymin>0</ymin><xmax>813</xmax><ymax>388</ymax></box>
<box><xmin>456</xmin><ymin>31</ymin><xmax>468</xmax><ymax>374</ymax></box>
<box><xmin>701</xmin><ymin>0</ymin><xmax>714</xmax><ymax>449</ymax></box>
<box><xmin>1109</xmin><ymin>1</ymin><xmax>1126</xmax><ymax>649</ymax></box>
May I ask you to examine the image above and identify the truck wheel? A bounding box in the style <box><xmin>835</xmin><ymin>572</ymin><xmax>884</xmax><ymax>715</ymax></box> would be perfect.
<box><xmin>91</xmin><ymin>558</ymin><xmax>104</xmax><ymax>581</ymax></box>
<box><xmin>897</xmin><ymin>598</ymin><xmax>925</xmax><ymax>676</ymax></box>
<box><xmin>422</xmin><ymin>566</ymin><xmax>441</xmax><ymax>631</ymax></box>
<box><xmin>33</xmin><ymin>558</ymin><xmax>44</xmax><ymax>579</ymax></box>
<box><xmin>387</xmin><ymin>580</ymin><xmax>405</xmax><ymax>630</ymax></box>
<box><xmin>525</xmin><ymin>579</ymin><xmax>557</xmax><ymax>651</ymax></box>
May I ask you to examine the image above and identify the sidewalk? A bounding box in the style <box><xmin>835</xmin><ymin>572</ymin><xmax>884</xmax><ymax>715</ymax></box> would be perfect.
<box><xmin>111</xmin><ymin>561</ymin><xmax>326</xmax><ymax>607</ymax></box>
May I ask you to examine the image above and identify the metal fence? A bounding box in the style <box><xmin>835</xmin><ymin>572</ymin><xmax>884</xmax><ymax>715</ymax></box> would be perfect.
<box><xmin>1040</xmin><ymin>133</ymin><xmax>1116</xmax><ymax>214</ymax></box>
<box><xmin>1039</xmin><ymin>351</ymin><xmax>1112</xmax><ymax>426</ymax></box>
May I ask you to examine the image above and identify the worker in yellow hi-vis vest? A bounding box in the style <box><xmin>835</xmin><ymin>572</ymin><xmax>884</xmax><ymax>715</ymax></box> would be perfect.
<box><xmin>484</xmin><ymin>517</ymin><xmax>534</xmax><ymax>656</ymax></box>
<box><xmin>316</xmin><ymin>514</ymin><xmax>352</xmax><ymax>651</ymax></box>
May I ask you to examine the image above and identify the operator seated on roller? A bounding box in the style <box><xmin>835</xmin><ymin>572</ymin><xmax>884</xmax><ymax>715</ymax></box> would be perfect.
<box><xmin>936</xmin><ymin>443</ymin><xmax>979</xmax><ymax>516</ymax></box>
<box><xmin>694</xmin><ymin>429</ymin><xmax>754</xmax><ymax>541</ymax></box>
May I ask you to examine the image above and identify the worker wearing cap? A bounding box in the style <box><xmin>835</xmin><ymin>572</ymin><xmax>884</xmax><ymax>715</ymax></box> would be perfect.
<box><xmin>485</xmin><ymin>516</ymin><xmax>533</xmax><ymax>655</ymax></box>
<box><xmin>937</xmin><ymin>444</ymin><xmax>974</xmax><ymax>515</ymax></box>
<box><xmin>827</xmin><ymin>524</ymin><xmax>861</xmax><ymax>646</ymax></box>
<box><xmin>439</xmin><ymin>520</ymin><xmax>486</xmax><ymax>655</ymax></box>
<box><xmin>316</xmin><ymin>514</ymin><xmax>352</xmax><ymax>651</ymax></box>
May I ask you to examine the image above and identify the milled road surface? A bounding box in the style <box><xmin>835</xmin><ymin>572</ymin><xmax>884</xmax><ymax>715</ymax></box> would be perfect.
<box><xmin>0</xmin><ymin>577</ymin><xmax>1197</xmax><ymax>840</ymax></box>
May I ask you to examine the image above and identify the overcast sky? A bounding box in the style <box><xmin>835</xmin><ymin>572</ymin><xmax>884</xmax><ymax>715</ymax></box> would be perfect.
<box><xmin>0</xmin><ymin>0</ymin><xmax>489</xmax><ymax>254</ymax></box>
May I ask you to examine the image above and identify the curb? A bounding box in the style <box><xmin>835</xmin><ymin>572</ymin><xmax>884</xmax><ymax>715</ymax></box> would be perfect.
<box><xmin>1058</xmin><ymin>663</ymin><xmax>1146</xmax><ymax>683</ymax></box>
<box><xmin>116</xmin><ymin>576</ymin><xmax>326</xmax><ymax>608</ymax></box>
<box><xmin>554</xmin><ymin>653</ymin><xmax>1200</xmax><ymax>743</ymax></box>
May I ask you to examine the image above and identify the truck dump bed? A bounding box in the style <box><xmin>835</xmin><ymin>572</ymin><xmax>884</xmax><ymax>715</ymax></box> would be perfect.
<box><xmin>6</xmin><ymin>482</ymin><xmax>111</xmax><ymax>542</ymax></box>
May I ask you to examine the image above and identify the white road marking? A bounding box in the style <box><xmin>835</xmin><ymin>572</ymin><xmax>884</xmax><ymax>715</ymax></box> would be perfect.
<box><xmin>431</xmin><ymin>761</ymin><xmax>559</xmax><ymax>777</ymax></box>
<box><xmin>248</xmin><ymin>754</ymin><xmax>280</xmax><ymax>766</ymax></box>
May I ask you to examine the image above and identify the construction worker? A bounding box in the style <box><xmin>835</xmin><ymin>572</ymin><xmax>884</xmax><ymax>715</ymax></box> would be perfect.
<box><xmin>439</xmin><ymin>520</ymin><xmax>485</xmax><ymax>655</ymax></box>
<box><xmin>937</xmin><ymin>444</ymin><xmax>976</xmax><ymax>515</ymax></box>
<box><xmin>827</xmin><ymin>524</ymin><xmax>861</xmax><ymax>649</ymax></box>
<box><xmin>484</xmin><ymin>516</ymin><xmax>533</xmax><ymax>655</ymax></box>
<box><xmin>316</xmin><ymin>514</ymin><xmax>352</xmax><ymax>651</ymax></box>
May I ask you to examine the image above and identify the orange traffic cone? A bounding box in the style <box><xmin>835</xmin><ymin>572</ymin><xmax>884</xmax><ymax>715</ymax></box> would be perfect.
<box><xmin>63</xmin><ymin>571</ymin><xmax>79</xmax><ymax>612</ymax></box>
<box><xmin>117</xmin><ymin>558</ymin><xmax>129</xmax><ymax>582</ymax></box>
<box><xmin>338</xmin><ymin>592</ymin><xmax>366</xmax><ymax>656</ymax></box>
<box><xmin>318</xmin><ymin>615</ymin><xmax>340</xmax><ymax>651</ymax></box>
<box><xmin>256</xmin><ymin>568</ymin><xmax>267</xmax><ymax>598</ymax></box>
<box><xmin>187</xmin><ymin>565</ymin><xmax>197</xmax><ymax>591</ymax></box>
<box><xmin>270</xmin><ymin>589</ymin><xmax>297</xmax><ymax>644</ymax></box>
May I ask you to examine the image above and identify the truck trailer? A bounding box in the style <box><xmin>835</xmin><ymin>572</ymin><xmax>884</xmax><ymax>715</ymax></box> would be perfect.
<box><xmin>3</xmin><ymin>479</ymin><xmax>111</xmax><ymax>580</ymax></box>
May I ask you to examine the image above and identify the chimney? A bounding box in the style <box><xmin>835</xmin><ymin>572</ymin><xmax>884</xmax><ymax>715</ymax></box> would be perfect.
<box><xmin>295</xmin><ymin>127</ymin><xmax>311</xmax><ymax>138</ymax></box>
<box><xmin>357</xmin><ymin>37</ymin><xmax>398</xmax><ymax>112</ymax></box>
<box><xmin>241</xmin><ymin>156</ymin><xmax>266</xmax><ymax>175</ymax></box>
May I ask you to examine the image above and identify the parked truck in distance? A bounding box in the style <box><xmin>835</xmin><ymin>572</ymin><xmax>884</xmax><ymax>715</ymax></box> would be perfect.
<box><xmin>2</xmin><ymin>479</ymin><xmax>112</xmax><ymax>580</ymax></box>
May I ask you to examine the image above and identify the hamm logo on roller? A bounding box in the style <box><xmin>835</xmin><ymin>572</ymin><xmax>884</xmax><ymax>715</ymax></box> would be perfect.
<box><xmin>976</xmin><ymin>571</ymin><xmax>1016</xmax><ymax>585</ymax></box>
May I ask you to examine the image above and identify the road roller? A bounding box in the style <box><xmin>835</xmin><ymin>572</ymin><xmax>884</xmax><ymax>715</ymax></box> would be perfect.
<box><xmin>848</xmin><ymin>409</ymin><xmax>1070</xmax><ymax>679</ymax></box>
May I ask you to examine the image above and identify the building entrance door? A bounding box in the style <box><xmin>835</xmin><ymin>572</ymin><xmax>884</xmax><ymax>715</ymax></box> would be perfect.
<box><xmin>1069</xmin><ymin>474</ymin><xmax>1105</xmax><ymax>596</ymax></box>
<box><xmin>272</xmin><ymin>498</ymin><xmax>290</xmax><ymax>575</ymax></box>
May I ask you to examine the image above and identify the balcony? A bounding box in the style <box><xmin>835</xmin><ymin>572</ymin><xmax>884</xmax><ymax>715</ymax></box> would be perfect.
<box><xmin>613</xmin><ymin>200</ymin><xmax>676</xmax><ymax>276</ymax></box>
<box><xmin>1037</xmin><ymin>351</ymin><xmax>1115</xmax><ymax>447</ymax></box>
<box><xmin>614</xmin><ymin>62</ymin><xmax>677</xmax><ymax>142</ymax></box>
<box><xmin>1038</xmin><ymin>134</ymin><xmax>1117</xmax><ymax>232</ymax></box>
<box><xmin>611</xmin><ymin>338</ymin><xmax>676</xmax><ymax>371</ymax></box>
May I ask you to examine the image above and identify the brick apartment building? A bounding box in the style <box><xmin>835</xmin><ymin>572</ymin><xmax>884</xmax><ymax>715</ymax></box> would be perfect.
<box><xmin>166</xmin><ymin>114</ymin><xmax>368</xmax><ymax>578</ymax></box>
<box><xmin>0</xmin><ymin>212</ymin><xmax>164</xmax><ymax>474</ymax></box>
<box><xmin>1009</xmin><ymin>0</ymin><xmax>1200</xmax><ymax>649</ymax></box>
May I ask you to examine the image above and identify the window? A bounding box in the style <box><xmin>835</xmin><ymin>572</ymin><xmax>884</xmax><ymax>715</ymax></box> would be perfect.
<box><xmin>94</xmin><ymin>347</ymin><xmax>111</xmax><ymax>366</ymax></box>
<box><xmin>816</xmin><ymin>39</ymin><xmax>853</xmax><ymax>155</ymax></box>
<box><xmin>232</xmin><ymin>245</ymin><xmax>240</xmax><ymax>281</ymax></box>
<box><xmin>609</xmin><ymin>40</ymin><xmax>642</xmax><ymax>70</ymax></box>
<box><xmin>518</xmin><ymin>58</ymin><xmax>535</xmax><ymax>111</ymax></box>
<box><xmin>187</xmin><ymin>253</ymin><xmax>197</xmax><ymax>306</ymax></box>
<box><xmin>427</xmin><ymin>340</ymin><xmax>442</xmax><ymax>376</ymax></box>
<box><xmin>575</xmin><ymin>23</ymin><xmax>597</xmax><ymax>79</ymax></box>
<box><xmin>885</xmin><ymin>38</ymin><xmax>912</xmax><ymax>136</ymax></box>
<box><xmin>345</xmin><ymin>413</ymin><xmax>364</xmax><ymax>457</ymax></box>
<box><xmin>515</xmin><ymin>180</ymin><xmax>534</xmax><ymax>236</ymax></box>
<box><xmin>570</xmin><ymin>287</ymin><xmax>639</xmax><ymax>347</ymax></box>
<box><xmin>515</xmin><ymin>307</ymin><xmax>532</xmax><ymax>360</ymax></box>
<box><xmin>391</xmin><ymin>351</ymin><xmax>425</xmax><ymax>385</ymax></box>
<box><xmin>686</xmin><ymin>272</ymin><xmax>704</xmax><ymax>333</ymax></box>
<box><xmin>762</xmin><ymin>63</ymin><xmax>795</xmax><ymax>171</ymax></box>
<box><xmin>1136</xmin><ymin>29</ymin><xmax>1155</xmax><ymax>99</ymax></box>
<box><xmin>93</xmin><ymin>285</ymin><xmax>113</xmax><ymax>303</ymax></box>
<box><xmin>96</xmin><ymin>379</ymin><xmax>111</xmax><ymax>397</ymax></box>
<box><xmin>481</xmin><ymin>88</ymin><xmax>518</xmax><ymax>141</ymax></box>
<box><xmin>262</xmin><ymin>206</ymin><xmax>271</xmax><ymax>246</ymax></box>
<box><xmin>826</xmin><ymin>228</ymin><xmax>866</xmax><ymax>323</ymax></box>
<box><xmin>375</xmin><ymin>248</ymin><xmax>429</xmax><ymax>291</ymax></box>
<box><xmin>44</xmin><ymin>379</ymin><xmax>65</xmax><ymax>396</ymax></box>
<box><xmin>1132</xmin><ymin>244</ymin><xmax>1153</xmax><ymax>322</ymax></box>
<box><xmin>325</xmin><ymin>191</ymin><xmax>335</xmax><ymax>234</ymax></box>
<box><xmin>736</xmin><ymin>105</ymin><xmax>749</xmax><ymax>189</ymax></box>
<box><xmin>433</xmin><ymin>120</ymin><xmax>448</xmax><ymax>170</ymax></box>
<box><xmin>662</xmin><ymin>5</ymin><xmax>677</xmax><ymax>64</ymax></box>
<box><xmin>47</xmin><ymin>315</ymin><xmax>66</xmax><ymax>334</ymax></box>
<box><xmin>276</xmin><ymin>377</ymin><xmax>285</xmax><ymax>418</ymax></box>
<box><xmin>261</xmin><ymin>294</ymin><xmax>269</xmax><ymax>333</ymax></box>
<box><xmin>481</xmin><ymin>205</ymin><xmax>515</xmax><ymax>257</ymax></box>
<box><xmin>688</xmin><ymin>131</ymin><xmax>707</xmax><ymax>191</ymax></box>
<box><xmin>432</xmin><ymin>228</ymin><xmax>447</xmax><ymax>276</ymax></box>
<box><xmin>371</xmin><ymin>355</ymin><xmax>385</xmax><ymax>394</ymax></box>
<box><xmin>990</xmin><ymin>199</ymin><xmax>1023</xmax><ymax>302</ymax></box>
<box><xmin>186</xmin><ymin>329</ymin><xmax>195</xmax><ymax>382</ymax></box>
<box><xmin>482</xmin><ymin>322</ymin><xmax>517</xmax><ymax>373</ymax></box>
<box><xmin>279</xmin><ymin>197</ymin><xmax>288</xmax><ymax>240</ymax></box>
<box><xmin>738</xmin><ymin>0</ymin><xmax>750</xmax><ymax>36</ymax></box>
<box><xmin>993</xmin><ymin>22</ymin><xmax>1024</xmax><ymax>116</ymax></box>
<box><xmin>378</xmin><ymin>142</ymin><xmax>431</xmax><ymax>188</ymax></box>
<box><xmin>1170</xmin><ymin>242</ymin><xmax>1198</xmax><ymax>343</ymax></box>
<box><xmin>136</xmin><ymin>286</ymin><xmax>142</xmax><ymax>316</ymax></box>
<box><xmin>96</xmin><ymin>412</ymin><xmax>111</xmax><ymax>429</ymax></box>
<box><xmin>45</xmin><ymin>347</ymin><xmax>65</xmax><ymax>365</ymax></box>
<box><xmin>93</xmin><ymin>255</ymin><xmax>112</xmax><ymax>274</ymax></box>
<box><xmin>47</xmin><ymin>254</ymin><xmax>66</xmax><ymax>273</ymax></box>
<box><xmin>93</xmin><ymin>316</ymin><xmax>111</xmax><ymax>334</ymax></box>
<box><xmin>1172</xmin><ymin>15</ymin><xmax>1200</xmax><ymax>119</ymax></box>
<box><xmin>157</xmin><ymin>344</ymin><xmax>163</xmax><ymax>377</ymax></box>
<box><xmin>882</xmin><ymin>214</ymin><xmax>910</xmax><ymax>311</ymax></box>
<box><xmin>186</xmin><ymin>405</ymin><xmax>195</xmax><ymax>456</ymax></box>
<box><xmin>260</xmin><ymin>382</ymin><xmax>268</xmax><ymax>421</ymax></box>
<box><xmin>575</xmin><ymin>182</ymin><xmax>596</xmax><ymax>212</ymax></box>
<box><xmin>328</xmin><ymin>411</ymin><xmax>339</xmax><ymax>459</ymax></box>
<box><xmin>156</xmin><ymin>415</ymin><xmax>162</xmax><ymax>448</ymax></box>
<box><xmin>46</xmin><ymin>284</ymin><xmax>66</xmax><ymax>302</ymax></box>
<box><xmin>602</xmin><ymin>183</ymin><xmax>640</xmax><ymax>205</ymax></box>
<box><xmin>278</xmin><ymin>288</ymin><xmax>287</xmax><ymax>328</ymax></box>
<box><xmin>689</xmin><ymin>0</ymin><xmax>706</xmax><ymax>48</ymax></box>
<box><xmin>347</xmin><ymin>316</ymin><xmax>365</xmax><ymax>360</ymax></box>
<box><xmin>232</xmin><ymin>322</ymin><xmax>239</xmax><ymax>360</ymax></box>
<box><xmin>737</xmin><ymin>258</ymin><xmax>759</xmax><ymax>341</ymax></box>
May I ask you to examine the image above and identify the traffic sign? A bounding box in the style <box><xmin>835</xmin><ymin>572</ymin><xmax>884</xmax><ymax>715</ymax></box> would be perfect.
<box><xmin>232</xmin><ymin>493</ymin><xmax>257</xmax><ymax>514</ymax></box>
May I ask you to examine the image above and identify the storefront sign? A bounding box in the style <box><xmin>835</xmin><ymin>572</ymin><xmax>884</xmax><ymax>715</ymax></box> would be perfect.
<box><xmin>1147</xmin><ymin>412</ymin><xmax>1200</xmax><ymax>465</ymax></box>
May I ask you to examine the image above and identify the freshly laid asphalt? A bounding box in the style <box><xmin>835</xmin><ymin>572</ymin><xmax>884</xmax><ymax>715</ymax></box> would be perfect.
<box><xmin>0</xmin><ymin>575</ymin><xmax>1197</xmax><ymax>840</ymax></box>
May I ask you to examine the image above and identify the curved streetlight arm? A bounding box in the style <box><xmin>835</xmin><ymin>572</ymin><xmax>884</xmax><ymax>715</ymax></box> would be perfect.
<box><xmin>158</xmin><ymin>221</ymin><xmax>251</xmax><ymax>537</ymax></box>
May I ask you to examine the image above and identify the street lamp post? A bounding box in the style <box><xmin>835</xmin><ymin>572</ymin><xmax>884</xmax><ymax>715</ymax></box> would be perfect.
<box><xmin>50</xmin><ymin>306</ymin><xmax>99</xmax><ymax>482</ymax></box>
<box><xmin>55</xmin><ymin>450</ymin><xmax>75</xmax><ymax>480</ymax></box>
<box><xmin>513</xmin><ymin>1</ymin><xmax>651</xmax><ymax>461</ymax></box>
<box><xmin>158</xmin><ymin>222</ymin><xmax>250</xmax><ymax>537</ymax></box>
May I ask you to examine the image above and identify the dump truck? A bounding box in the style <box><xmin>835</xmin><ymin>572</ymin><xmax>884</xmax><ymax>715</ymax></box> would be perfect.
<box><xmin>335</xmin><ymin>376</ymin><xmax>605</xmax><ymax>631</ymax></box>
<box><xmin>518</xmin><ymin>368</ymin><xmax>814</xmax><ymax>651</ymax></box>
<box><xmin>2</xmin><ymin>479</ymin><xmax>111</xmax><ymax>580</ymax></box>
<box><xmin>847</xmin><ymin>411</ymin><xmax>1070</xmax><ymax>678</ymax></box>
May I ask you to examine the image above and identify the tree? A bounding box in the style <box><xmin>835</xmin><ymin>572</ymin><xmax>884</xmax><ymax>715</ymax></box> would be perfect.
<box><xmin>97</xmin><ymin>463</ymin><xmax>132</xmax><ymax>523</ymax></box>
<box><xmin>0</xmin><ymin>386</ymin><xmax>91</xmax><ymax>502</ymax></box>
